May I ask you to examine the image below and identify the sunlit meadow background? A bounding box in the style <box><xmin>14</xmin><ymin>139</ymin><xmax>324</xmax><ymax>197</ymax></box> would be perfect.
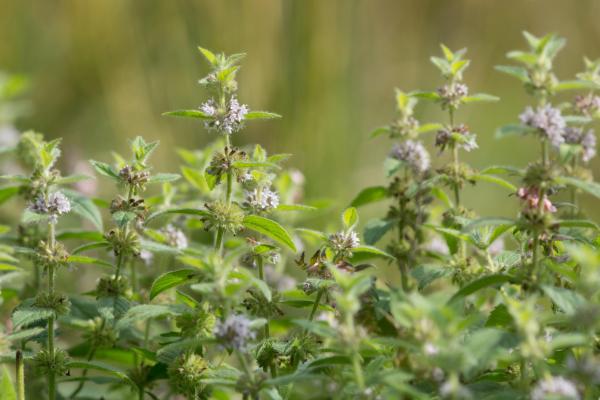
<box><xmin>1</xmin><ymin>0</ymin><xmax>600</xmax><ymax>230</ymax></box>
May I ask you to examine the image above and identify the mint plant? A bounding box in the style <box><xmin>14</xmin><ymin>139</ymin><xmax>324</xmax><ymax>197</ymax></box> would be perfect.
<box><xmin>0</xmin><ymin>33</ymin><xmax>600</xmax><ymax>400</ymax></box>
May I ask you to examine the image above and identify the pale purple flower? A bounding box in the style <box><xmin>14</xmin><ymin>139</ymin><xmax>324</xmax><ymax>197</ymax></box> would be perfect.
<box><xmin>214</xmin><ymin>314</ymin><xmax>256</xmax><ymax>350</ymax></box>
<box><xmin>244</xmin><ymin>187</ymin><xmax>279</xmax><ymax>212</ymax></box>
<box><xmin>519</xmin><ymin>105</ymin><xmax>566</xmax><ymax>148</ymax></box>
<box><xmin>531</xmin><ymin>376</ymin><xmax>580</xmax><ymax>400</ymax></box>
<box><xmin>328</xmin><ymin>230</ymin><xmax>360</xmax><ymax>253</ymax></box>
<box><xmin>390</xmin><ymin>140</ymin><xmax>431</xmax><ymax>174</ymax></box>
<box><xmin>200</xmin><ymin>96</ymin><xmax>249</xmax><ymax>134</ymax></box>
<box><xmin>162</xmin><ymin>225</ymin><xmax>188</xmax><ymax>250</ymax></box>
<box><xmin>29</xmin><ymin>191</ymin><xmax>71</xmax><ymax>223</ymax></box>
<box><xmin>563</xmin><ymin>127</ymin><xmax>596</xmax><ymax>162</ymax></box>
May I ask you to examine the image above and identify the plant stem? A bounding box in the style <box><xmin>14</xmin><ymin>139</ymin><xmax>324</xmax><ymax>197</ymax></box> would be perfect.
<box><xmin>47</xmin><ymin>221</ymin><xmax>57</xmax><ymax>400</ymax></box>
<box><xmin>16</xmin><ymin>350</ymin><xmax>25</xmax><ymax>400</ymax></box>
<box><xmin>352</xmin><ymin>352</ymin><xmax>365</xmax><ymax>391</ymax></box>
<box><xmin>68</xmin><ymin>347</ymin><xmax>97</xmax><ymax>398</ymax></box>
<box><xmin>452</xmin><ymin>145</ymin><xmax>460</xmax><ymax>207</ymax></box>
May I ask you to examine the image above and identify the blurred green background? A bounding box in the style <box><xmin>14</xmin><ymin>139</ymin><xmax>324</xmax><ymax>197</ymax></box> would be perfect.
<box><xmin>1</xmin><ymin>0</ymin><xmax>600</xmax><ymax>221</ymax></box>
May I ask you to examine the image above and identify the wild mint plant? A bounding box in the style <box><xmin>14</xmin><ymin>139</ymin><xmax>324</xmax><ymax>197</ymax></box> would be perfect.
<box><xmin>2</xmin><ymin>35</ymin><xmax>600</xmax><ymax>400</ymax></box>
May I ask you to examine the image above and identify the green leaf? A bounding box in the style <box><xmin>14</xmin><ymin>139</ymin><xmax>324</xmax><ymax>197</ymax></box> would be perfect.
<box><xmin>554</xmin><ymin>80</ymin><xmax>599</xmax><ymax>92</ymax></box>
<box><xmin>541</xmin><ymin>285</ymin><xmax>586</xmax><ymax>315</ymax></box>
<box><xmin>558</xmin><ymin>219</ymin><xmax>599</xmax><ymax>230</ymax></box>
<box><xmin>150</xmin><ymin>269</ymin><xmax>200</xmax><ymax>300</ymax></box>
<box><xmin>556</xmin><ymin>176</ymin><xmax>600</xmax><ymax>198</ymax></box>
<box><xmin>12</xmin><ymin>307</ymin><xmax>54</xmax><ymax>328</ymax></box>
<box><xmin>341</xmin><ymin>207</ymin><xmax>359</xmax><ymax>229</ymax></box>
<box><xmin>231</xmin><ymin>161</ymin><xmax>280</xmax><ymax>169</ymax></box>
<box><xmin>410</xmin><ymin>90</ymin><xmax>442</xmax><ymax>101</ymax></box>
<box><xmin>495</xmin><ymin>124</ymin><xmax>535</xmax><ymax>139</ymax></box>
<box><xmin>0</xmin><ymin>186</ymin><xmax>20</xmax><ymax>206</ymax></box>
<box><xmin>449</xmin><ymin>274</ymin><xmax>513</xmax><ymax>303</ymax></box>
<box><xmin>479</xmin><ymin>165</ymin><xmax>523</xmax><ymax>175</ymax></box>
<box><xmin>352</xmin><ymin>245</ymin><xmax>394</xmax><ymax>259</ymax></box>
<box><xmin>198</xmin><ymin>46</ymin><xmax>217</xmax><ymax>65</ymax></box>
<box><xmin>350</xmin><ymin>186</ymin><xmax>388</xmax><ymax>208</ymax></box>
<box><xmin>181</xmin><ymin>166</ymin><xmax>206</xmax><ymax>191</ymax></box>
<box><xmin>471</xmin><ymin>174</ymin><xmax>517</xmax><ymax>191</ymax></box>
<box><xmin>495</xmin><ymin>65</ymin><xmax>529</xmax><ymax>82</ymax></box>
<box><xmin>116</xmin><ymin>304</ymin><xmax>185</xmax><ymax>330</ymax></box>
<box><xmin>112</xmin><ymin>211</ymin><xmax>137</xmax><ymax>227</ymax></box>
<box><xmin>463</xmin><ymin>217</ymin><xmax>516</xmax><ymax>232</ymax></box>
<box><xmin>55</xmin><ymin>174</ymin><xmax>93</xmax><ymax>185</ymax></box>
<box><xmin>275</xmin><ymin>204</ymin><xmax>317</xmax><ymax>212</ymax></box>
<box><xmin>66</xmin><ymin>361</ymin><xmax>134</xmax><ymax>386</ymax></box>
<box><xmin>411</xmin><ymin>264</ymin><xmax>450</xmax><ymax>290</ymax></box>
<box><xmin>363</xmin><ymin>218</ymin><xmax>395</xmax><ymax>245</ymax></box>
<box><xmin>56</xmin><ymin>230</ymin><xmax>104</xmax><ymax>241</ymax></box>
<box><xmin>244</xmin><ymin>111</ymin><xmax>281</xmax><ymax>120</ymax></box>
<box><xmin>0</xmin><ymin>366</ymin><xmax>16</xmax><ymax>400</ymax></box>
<box><xmin>369</xmin><ymin>126</ymin><xmax>391</xmax><ymax>138</ymax></box>
<box><xmin>5</xmin><ymin>327</ymin><xmax>46</xmax><ymax>342</ymax></box>
<box><xmin>89</xmin><ymin>160</ymin><xmax>119</xmax><ymax>180</ymax></box>
<box><xmin>63</xmin><ymin>189</ymin><xmax>103</xmax><ymax>231</ymax></box>
<box><xmin>162</xmin><ymin>109</ymin><xmax>211</xmax><ymax>119</ymax></box>
<box><xmin>147</xmin><ymin>173</ymin><xmax>180</xmax><ymax>183</ymax></box>
<box><xmin>485</xmin><ymin>304</ymin><xmax>513</xmax><ymax>328</ymax></box>
<box><xmin>462</xmin><ymin>93</ymin><xmax>500</xmax><ymax>103</ymax></box>
<box><xmin>243</xmin><ymin>215</ymin><xmax>296</xmax><ymax>252</ymax></box>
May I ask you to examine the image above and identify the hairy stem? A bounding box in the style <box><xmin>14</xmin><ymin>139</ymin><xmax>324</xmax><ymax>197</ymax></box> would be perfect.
<box><xmin>16</xmin><ymin>350</ymin><xmax>25</xmax><ymax>400</ymax></box>
<box><xmin>47</xmin><ymin>220</ymin><xmax>57</xmax><ymax>400</ymax></box>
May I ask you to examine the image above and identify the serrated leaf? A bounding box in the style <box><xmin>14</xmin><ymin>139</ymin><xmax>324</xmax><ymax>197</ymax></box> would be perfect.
<box><xmin>363</xmin><ymin>218</ymin><xmax>394</xmax><ymax>245</ymax></box>
<box><xmin>541</xmin><ymin>285</ymin><xmax>586</xmax><ymax>314</ymax></box>
<box><xmin>495</xmin><ymin>65</ymin><xmax>529</xmax><ymax>82</ymax></box>
<box><xmin>55</xmin><ymin>174</ymin><xmax>93</xmax><ymax>185</ymax></box>
<box><xmin>411</xmin><ymin>264</ymin><xmax>450</xmax><ymax>290</ymax></box>
<box><xmin>116</xmin><ymin>304</ymin><xmax>185</xmax><ymax>330</ymax></box>
<box><xmin>150</xmin><ymin>269</ymin><xmax>200</xmax><ymax>300</ymax></box>
<box><xmin>243</xmin><ymin>215</ymin><xmax>296</xmax><ymax>252</ymax></box>
<box><xmin>556</xmin><ymin>176</ymin><xmax>600</xmax><ymax>198</ymax></box>
<box><xmin>231</xmin><ymin>161</ymin><xmax>280</xmax><ymax>169</ymax></box>
<box><xmin>62</xmin><ymin>189</ymin><xmax>103</xmax><ymax>231</ymax></box>
<box><xmin>89</xmin><ymin>160</ymin><xmax>119</xmax><ymax>180</ymax></box>
<box><xmin>12</xmin><ymin>307</ymin><xmax>53</xmax><ymax>328</ymax></box>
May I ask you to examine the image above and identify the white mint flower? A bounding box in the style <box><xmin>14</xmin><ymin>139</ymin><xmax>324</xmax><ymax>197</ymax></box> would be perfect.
<box><xmin>244</xmin><ymin>187</ymin><xmax>280</xmax><ymax>212</ymax></box>
<box><xmin>328</xmin><ymin>230</ymin><xmax>360</xmax><ymax>254</ymax></box>
<box><xmin>200</xmin><ymin>96</ymin><xmax>249</xmax><ymax>134</ymax></box>
<box><xmin>162</xmin><ymin>224</ymin><xmax>188</xmax><ymax>250</ymax></box>
<box><xmin>214</xmin><ymin>314</ymin><xmax>256</xmax><ymax>350</ymax></box>
<box><xmin>390</xmin><ymin>139</ymin><xmax>431</xmax><ymax>174</ymax></box>
<box><xmin>519</xmin><ymin>105</ymin><xmax>566</xmax><ymax>148</ymax></box>
<box><xmin>29</xmin><ymin>191</ymin><xmax>71</xmax><ymax>224</ymax></box>
<box><xmin>563</xmin><ymin>126</ymin><xmax>596</xmax><ymax>163</ymax></box>
<box><xmin>531</xmin><ymin>376</ymin><xmax>580</xmax><ymax>400</ymax></box>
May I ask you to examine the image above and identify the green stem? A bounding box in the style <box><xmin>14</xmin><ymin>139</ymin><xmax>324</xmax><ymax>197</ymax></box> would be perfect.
<box><xmin>16</xmin><ymin>350</ymin><xmax>25</xmax><ymax>400</ymax></box>
<box><xmin>520</xmin><ymin>358</ymin><xmax>529</xmax><ymax>390</ymax></box>
<box><xmin>452</xmin><ymin>145</ymin><xmax>460</xmax><ymax>207</ymax></box>
<box><xmin>47</xmin><ymin>221</ymin><xmax>56</xmax><ymax>400</ymax></box>
<box><xmin>352</xmin><ymin>352</ymin><xmax>365</xmax><ymax>391</ymax></box>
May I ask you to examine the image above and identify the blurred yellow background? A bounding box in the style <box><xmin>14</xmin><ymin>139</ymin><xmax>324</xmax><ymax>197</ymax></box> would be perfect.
<box><xmin>1</xmin><ymin>0</ymin><xmax>599</xmax><ymax>222</ymax></box>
